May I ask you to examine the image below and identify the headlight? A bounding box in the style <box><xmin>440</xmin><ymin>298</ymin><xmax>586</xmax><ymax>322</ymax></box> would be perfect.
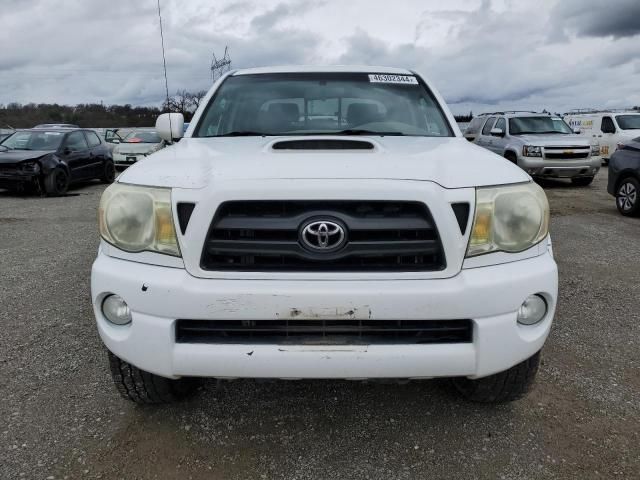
<box><xmin>20</xmin><ymin>161</ymin><xmax>40</xmax><ymax>173</ymax></box>
<box><xmin>591</xmin><ymin>144</ymin><xmax>600</xmax><ymax>155</ymax></box>
<box><xmin>522</xmin><ymin>145</ymin><xmax>542</xmax><ymax>157</ymax></box>
<box><xmin>467</xmin><ymin>182</ymin><xmax>549</xmax><ymax>257</ymax></box>
<box><xmin>98</xmin><ymin>183</ymin><xmax>180</xmax><ymax>256</ymax></box>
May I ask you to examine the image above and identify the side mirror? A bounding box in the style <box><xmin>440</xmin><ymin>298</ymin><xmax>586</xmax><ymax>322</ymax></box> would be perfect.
<box><xmin>111</xmin><ymin>138</ymin><xmax>121</xmax><ymax>144</ymax></box>
<box><xmin>156</xmin><ymin>113</ymin><xmax>184</xmax><ymax>143</ymax></box>
<box><xmin>63</xmin><ymin>147</ymin><xmax>71</xmax><ymax>155</ymax></box>
<box><xmin>490</xmin><ymin>127</ymin><xmax>504</xmax><ymax>136</ymax></box>
<box><xmin>573</xmin><ymin>128</ymin><xmax>581</xmax><ymax>134</ymax></box>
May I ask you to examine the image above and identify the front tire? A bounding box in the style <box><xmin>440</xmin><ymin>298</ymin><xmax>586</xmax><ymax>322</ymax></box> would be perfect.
<box><xmin>108</xmin><ymin>351</ymin><xmax>198</xmax><ymax>404</ymax></box>
<box><xmin>452</xmin><ymin>351</ymin><xmax>541</xmax><ymax>403</ymax></box>
<box><xmin>571</xmin><ymin>176</ymin><xmax>594</xmax><ymax>187</ymax></box>
<box><xmin>100</xmin><ymin>160</ymin><xmax>116</xmax><ymax>183</ymax></box>
<box><xmin>616</xmin><ymin>177</ymin><xmax>640</xmax><ymax>216</ymax></box>
<box><xmin>43</xmin><ymin>167</ymin><xmax>69</xmax><ymax>196</ymax></box>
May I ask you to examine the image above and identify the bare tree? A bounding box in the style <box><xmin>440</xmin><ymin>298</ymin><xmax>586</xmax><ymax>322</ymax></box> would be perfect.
<box><xmin>187</xmin><ymin>90</ymin><xmax>208</xmax><ymax>111</ymax></box>
<box><xmin>163</xmin><ymin>89</ymin><xmax>208</xmax><ymax>115</ymax></box>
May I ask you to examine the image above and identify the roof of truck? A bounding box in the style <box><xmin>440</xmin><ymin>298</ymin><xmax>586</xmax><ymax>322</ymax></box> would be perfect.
<box><xmin>233</xmin><ymin>65</ymin><xmax>414</xmax><ymax>75</ymax></box>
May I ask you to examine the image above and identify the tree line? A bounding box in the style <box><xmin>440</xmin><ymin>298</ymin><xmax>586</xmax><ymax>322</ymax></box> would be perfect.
<box><xmin>0</xmin><ymin>90</ymin><xmax>207</xmax><ymax>129</ymax></box>
<box><xmin>1</xmin><ymin>97</ymin><xmax>638</xmax><ymax>129</ymax></box>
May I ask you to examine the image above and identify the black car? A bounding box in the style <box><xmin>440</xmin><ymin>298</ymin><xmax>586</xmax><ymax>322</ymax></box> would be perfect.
<box><xmin>0</xmin><ymin>128</ymin><xmax>115</xmax><ymax>196</ymax></box>
<box><xmin>607</xmin><ymin>136</ymin><xmax>640</xmax><ymax>216</ymax></box>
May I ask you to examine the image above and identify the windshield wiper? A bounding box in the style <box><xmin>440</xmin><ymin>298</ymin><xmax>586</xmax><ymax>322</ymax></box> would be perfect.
<box><xmin>514</xmin><ymin>131</ymin><xmax>565</xmax><ymax>135</ymax></box>
<box><xmin>208</xmin><ymin>131</ymin><xmax>270</xmax><ymax>137</ymax></box>
<box><xmin>328</xmin><ymin>129</ymin><xmax>405</xmax><ymax>136</ymax></box>
<box><xmin>205</xmin><ymin>129</ymin><xmax>406</xmax><ymax>137</ymax></box>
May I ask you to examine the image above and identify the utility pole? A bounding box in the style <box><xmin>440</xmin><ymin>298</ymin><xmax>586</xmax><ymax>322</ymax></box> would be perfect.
<box><xmin>211</xmin><ymin>46</ymin><xmax>232</xmax><ymax>83</ymax></box>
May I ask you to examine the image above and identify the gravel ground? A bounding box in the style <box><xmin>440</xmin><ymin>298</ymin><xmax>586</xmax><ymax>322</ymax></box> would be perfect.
<box><xmin>1</xmin><ymin>169</ymin><xmax>638</xmax><ymax>479</ymax></box>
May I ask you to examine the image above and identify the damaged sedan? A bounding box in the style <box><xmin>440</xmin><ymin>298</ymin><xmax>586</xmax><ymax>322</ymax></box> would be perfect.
<box><xmin>0</xmin><ymin>128</ymin><xmax>115</xmax><ymax>196</ymax></box>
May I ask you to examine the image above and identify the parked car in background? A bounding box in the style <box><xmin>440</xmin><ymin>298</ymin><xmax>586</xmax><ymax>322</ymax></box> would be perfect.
<box><xmin>0</xmin><ymin>128</ymin><xmax>114</xmax><ymax>195</ymax></box>
<box><xmin>607</xmin><ymin>136</ymin><xmax>640</xmax><ymax>216</ymax></box>
<box><xmin>112</xmin><ymin>128</ymin><xmax>165</xmax><ymax>168</ymax></box>
<box><xmin>472</xmin><ymin>111</ymin><xmax>599</xmax><ymax>186</ymax></box>
<box><xmin>93</xmin><ymin>66</ymin><xmax>557</xmax><ymax>405</ymax></box>
<box><xmin>463</xmin><ymin>114</ymin><xmax>488</xmax><ymax>142</ymax></box>
<box><xmin>92</xmin><ymin>128</ymin><xmax>124</xmax><ymax>153</ymax></box>
<box><xmin>34</xmin><ymin>123</ymin><xmax>80</xmax><ymax>129</ymax></box>
<box><xmin>564</xmin><ymin>110</ymin><xmax>640</xmax><ymax>163</ymax></box>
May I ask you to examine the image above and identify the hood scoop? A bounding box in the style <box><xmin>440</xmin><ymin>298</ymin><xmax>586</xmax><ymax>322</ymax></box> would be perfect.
<box><xmin>271</xmin><ymin>139</ymin><xmax>375</xmax><ymax>151</ymax></box>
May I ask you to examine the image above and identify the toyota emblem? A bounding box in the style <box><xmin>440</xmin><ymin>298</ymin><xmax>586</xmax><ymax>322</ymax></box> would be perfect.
<box><xmin>300</xmin><ymin>219</ymin><xmax>346</xmax><ymax>251</ymax></box>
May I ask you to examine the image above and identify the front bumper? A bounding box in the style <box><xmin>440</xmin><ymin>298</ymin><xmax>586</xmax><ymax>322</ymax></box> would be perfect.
<box><xmin>0</xmin><ymin>173</ymin><xmax>38</xmax><ymax>188</ymax></box>
<box><xmin>518</xmin><ymin>156</ymin><xmax>600</xmax><ymax>178</ymax></box>
<box><xmin>91</xmin><ymin>247</ymin><xmax>558</xmax><ymax>380</ymax></box>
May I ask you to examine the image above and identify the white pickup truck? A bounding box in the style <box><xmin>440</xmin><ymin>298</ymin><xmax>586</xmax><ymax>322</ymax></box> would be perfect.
<box><xmin>92</xmin><ymin>66</ymin><xmax>557</xmax><ymax>404</ymax></box>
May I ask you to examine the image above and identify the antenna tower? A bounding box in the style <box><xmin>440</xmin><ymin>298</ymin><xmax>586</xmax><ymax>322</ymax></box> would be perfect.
<box><xmin>211</xmin><ymin>46</ymin><xmax>231</xmax><ymax>82</ymax></box>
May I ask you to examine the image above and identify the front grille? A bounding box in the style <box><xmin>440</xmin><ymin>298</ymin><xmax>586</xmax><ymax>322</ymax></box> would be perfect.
<box><xmin>201</xmin><ymin>201</ymin><xmax>446</xmax><ymax>272</ymax></box>
<box><xmin>544</xmin><ymin>152</ymin><xmax>589</xmax><ymax>159</ymax></box>
<box><xmin>175</xmin><ymin>319</ymin><xmax>473</xmax><ymax>345</ymax></box>
<box><xmin>543</xmin><ymin>146</ymin><xmax>590</xmax><ymax>160</ymax></box>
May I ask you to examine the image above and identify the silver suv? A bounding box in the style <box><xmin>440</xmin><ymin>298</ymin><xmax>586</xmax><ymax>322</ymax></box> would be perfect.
<box><xmin>470</xmin><ymin>112</ymin><xmax>600</xmax><ymax>186</ymax></box>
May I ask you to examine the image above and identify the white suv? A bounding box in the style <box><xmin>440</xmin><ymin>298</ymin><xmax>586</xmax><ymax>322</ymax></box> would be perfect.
<box><xmin>92</xmin><ymin>66</ymin><xmax>558</xmax><ymax>404</ymax></box>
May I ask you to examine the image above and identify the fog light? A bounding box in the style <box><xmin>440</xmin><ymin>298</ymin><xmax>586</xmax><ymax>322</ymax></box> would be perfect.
<box><xmin>102</xmin><ymin>294</ymin><xmax>132</xmax><ymax>325</ymax></box>
<box><xmin>517</xmin><ymin>294</ymin><xmax>547</xmax><ymax>325</ymax></box>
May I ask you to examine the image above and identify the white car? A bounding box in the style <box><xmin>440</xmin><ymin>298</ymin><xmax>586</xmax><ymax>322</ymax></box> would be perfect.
<box><xmin>564</xmin><ymin>110</ymin><xmax>640</xmax><ymax>161</ymax></box>
<box><xmin>112</xmin><ymin>129</ymin><xmax>165</xmax><ymax>167</ymax></box>
<box><xmin>92</xmin><ymin>66</ymin><xmax>558</xmax><ymax>404</ymax></box>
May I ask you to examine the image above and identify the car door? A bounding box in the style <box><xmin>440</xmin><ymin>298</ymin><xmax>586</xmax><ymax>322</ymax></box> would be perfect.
<box><xmin>60</xmin><ymin>131</ymin><xmax>91</xmax><ymax>180</ymax></box>
<box><xmin>84</xmin><ymin>130</ymin><xmax>106</xmax><ymax>176</ymax></box>
<box><xmin>489</xmin><ymin>117</ymin><xmax>507</xmax><ymax>154</ymax></box>
<box><xmin>599</xmin><ymin>116</ymin><xmax>617</xmax><ymax>159</ymax></box>
<box><xmin>476</xmin><ymin>116</ymin><xmax>497</xmax><ymax>148</ymax></box>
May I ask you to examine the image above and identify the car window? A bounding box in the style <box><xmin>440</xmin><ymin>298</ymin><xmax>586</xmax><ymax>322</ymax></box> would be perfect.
<box><xmin>1</xmin><ymin>130</ymin><xmax>64</xmax><ymax>150</ymax></box>
<box><xmin>615</xmin><ymin>115</ymin><xmax>640</xmax><ymax>130</ymax></box>
<box><xmin>65</xmin><ymin>131</ymin><xmax>89</xmax><ymax>151</ymax></box>
<box><xmin>86</xmin><ymin>131</ymin><xmax>102</xmax><ymax>148</ymax></box>
<box><xmin>601</xmin><ymin>117</ymin><xmax>616</xmax><ymax>134</ymax></box>
<box><xmin>195</xmin><ymin>72</ymin><xmax>453</xmax><ymax>137</ymax></box>
<box><xmin>509</xmin><ymin>116</ymin><xmax>573</xmax><ymax>135</ymax></box>
<box><xmin>123</xmin><ymin>130</ymin><xmax>162</xmax><ymax>143</ymax></box>
<box><xmin>494</xmin><ymin>117</ymin><xmax>506</xmax><ymax>132</ymax></box>
<box><xmin>481</xmin><ymin>117</ymin><xmax>497</xmax><ymax>135</ymax></box>
<box><xmin>465</xmin><ymin>116</ymin><xmax>485</xmax><ymax>134</ymax></box>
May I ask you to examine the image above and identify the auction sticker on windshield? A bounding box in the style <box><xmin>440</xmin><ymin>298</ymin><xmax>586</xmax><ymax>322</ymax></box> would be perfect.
<box><xmin>368</xmin><ymin>74</ymin><xmax>418</xmax><ymax>84</ymax></box>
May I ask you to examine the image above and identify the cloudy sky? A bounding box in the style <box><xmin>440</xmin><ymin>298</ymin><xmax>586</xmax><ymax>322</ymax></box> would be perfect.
<box><xmin>1</xmin><ymin>0</ymin><xmax>639</xmax><ymax>114</ymax></box>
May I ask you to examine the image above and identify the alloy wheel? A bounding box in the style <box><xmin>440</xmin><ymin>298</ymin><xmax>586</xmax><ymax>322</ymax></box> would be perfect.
<box><xmin>617</xmin><ymin>182</ymin><xmax>637</xmax><ymax>212</ymax></box>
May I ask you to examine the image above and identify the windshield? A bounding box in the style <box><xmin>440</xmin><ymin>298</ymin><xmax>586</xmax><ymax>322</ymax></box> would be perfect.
<box><xmin>123</xmin><ymin>130</ymin><xmax>162</xmax><ymax>143</ymax></box>
<box><xmin>615</xmin><ymin>115</ymin><xmax>640</xmax><ymax>130</ymax></box>
<box><xmin>194</xmin><ymin>73</ymin><xmax>453</xmax><ymax>137</ymax></box>
<box><xmin>509</xmin><ymin>116</ymin><xmax>573</xmax><ymax>135</ymax></box>
<box><xmin>0</xmin><ymin>130</ymin><xmax>65</xmax><ymax>150</ymax></box>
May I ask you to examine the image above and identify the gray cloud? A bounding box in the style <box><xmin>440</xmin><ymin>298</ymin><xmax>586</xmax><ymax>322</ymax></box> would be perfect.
<box><xmin>0</xmin><ymin>0</ymin><xmax>638</xmax><ymax>115</ymax></box>
<box><xmin>553</xmin><ymin>0</ymin><xmax>640</xmax><ymax>39</ymax></box>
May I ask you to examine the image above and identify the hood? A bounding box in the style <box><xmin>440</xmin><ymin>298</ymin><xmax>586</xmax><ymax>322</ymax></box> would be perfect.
<box><xmin>0</xmin><ymin>149</ymin><xmax>51</xmax><ymax>165</ymax></box>
<box><xmin>115</xmin><ymin>143</ymin><xmax>162</xmax><ymax>154</ymax></box>
<box><xmin>117</xmin><ymin>136</ymin><xmax>529</xmax><ymax>190</ymax></box>
<box><xmin>515</xmin><ymin>134</ymin><xmax>591</xmax><ymax>147</ymax></box>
